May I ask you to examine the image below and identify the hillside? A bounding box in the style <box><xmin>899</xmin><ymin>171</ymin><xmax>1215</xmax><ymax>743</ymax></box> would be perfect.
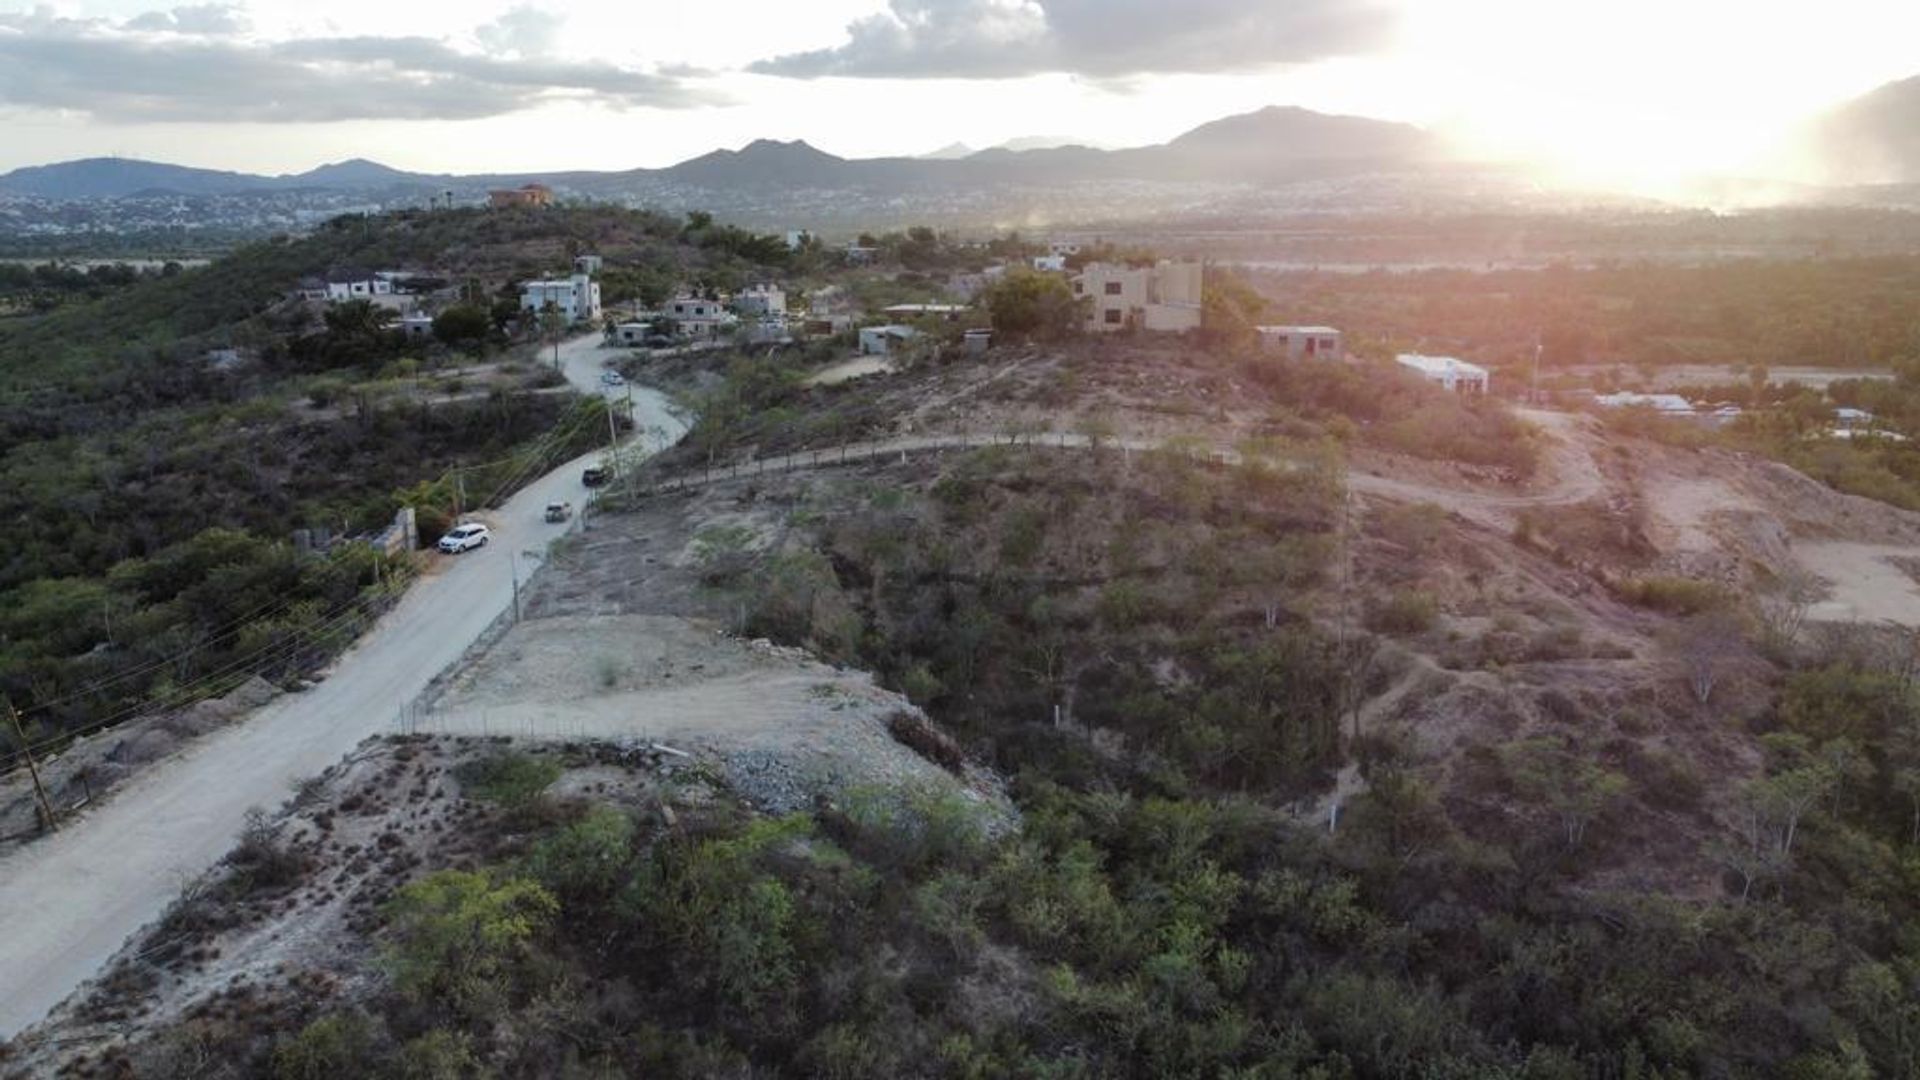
<box><xmin>16</xmin><ymin>329</ymin><xmax>1920</xmax><ymax>1076</ymax></box>
<box><xmin>0</xmin><ymin>204</ymin><xmax>806</xmax><ymax>801</ymax></box>
<box><xmin>1815</xmin><ymin>74</ymin><xmax>1920</xmax><ymax>185</ymax></box>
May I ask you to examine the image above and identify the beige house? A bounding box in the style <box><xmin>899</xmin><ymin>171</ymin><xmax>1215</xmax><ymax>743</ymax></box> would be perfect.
<box><xmin>1073</xmin><ymin>261</ymin><xmax>1204</xmax><ymax>333</ymax></box>
<box><xmin>1257</xmin><ymin>325</ymin><xmax>1343</xmax><ymax>361</ymax></box>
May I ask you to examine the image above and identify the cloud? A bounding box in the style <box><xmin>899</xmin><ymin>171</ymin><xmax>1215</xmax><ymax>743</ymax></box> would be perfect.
<box><xmin>0</xmin><ymin>8</ymin><xmax>720</xmax><ymax>123</ymax></box>
<box><xmin>474</xmin><ymin>5</ymin><xmax>559</xmax><ymax>59</ymax></box>
<box><xmin>749</xmin><ymin>0</ymin><xmax>1394</xmax><ymax>80</ymax></box>
<box><xmin>122</xmin><ymin>4</ymin><xmax>250</xmax><ymax>36</ymax></box>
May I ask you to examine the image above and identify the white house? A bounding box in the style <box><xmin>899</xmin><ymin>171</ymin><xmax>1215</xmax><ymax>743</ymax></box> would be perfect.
<box><xmin>1073</xmin><ymin>261</ymin><xmax>1204</xmax><ymax>334</ymax></box>
<box><xmin>325</xmin><ymin>269</ymin><xmax>394</xmax><ymax>302</ymax></box>
<box><xmin>1257</xmin><ymin>326</ymin><xmax>1343</xmax><ymax>361</ymax></box>
<box><xmin>859</xmin><ymin>325</ymin><xmax>918</xmax><ymax>356</ymax></box>
<box><xmin>664</xmin><ymin>296</ymin><xmax>736</xmax><ymax>338</ymax></box>
<box><xmin>399</xmin><ymin>313</ymin><xmax>436</xmax><ymax>339</ymax></box>
<box><xmin>737</xmin><ymin>283</ymin><xmax>786</xmax><ymax>317</ymax></box>
<box><xmin>1032</xmin><ymin>255</ymin><xmax>1068</xmax><ymax>272</ymax></box>
<box><xmin>1396</xmin><ymin>354</ymin><xmax>1489</xmax><ymax>393</ymax></box>
<box><xmin>519</xmin><ymin>272</ymin><xmax>601</xmax><ymax>324</ymax></box>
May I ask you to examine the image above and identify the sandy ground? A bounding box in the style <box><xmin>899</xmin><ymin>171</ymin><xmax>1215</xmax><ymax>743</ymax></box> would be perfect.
<box><xmin>0</xmin><ymin>334</ymin><xmax>684</xmax><ymax>1040</ymax></box>
<box><xmin>804</xmin><ymin>356</ymin><xmax>895</xmax><ymax>386</ymax></box>
<box><xmin>418</xmin><ymin>615</ymin><xmax>987</xmax><ymax>812</ymax></box>
<box><xmin>1798</xmin><ymin>543</ymin><xmax>1920</xmax><ymax>626</ymax></box>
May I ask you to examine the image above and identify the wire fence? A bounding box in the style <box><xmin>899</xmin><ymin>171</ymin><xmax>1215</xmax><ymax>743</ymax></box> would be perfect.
<box><xmin>392</xmin><ymin>504</ymin><xmax>587</xmax><ymax>736</ymax></box>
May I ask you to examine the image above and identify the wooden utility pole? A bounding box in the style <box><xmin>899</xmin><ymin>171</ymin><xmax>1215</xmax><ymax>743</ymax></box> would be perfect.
<box><xmin>6</xmin><ymin>699</ymin><xmax>56</xmax><ymax>832</ymax></box>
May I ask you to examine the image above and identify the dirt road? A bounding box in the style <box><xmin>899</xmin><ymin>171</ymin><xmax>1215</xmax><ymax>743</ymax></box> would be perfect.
<box><xmin>636</xmin><ymin>407</ymin><xmax>1606</xmax><ymax>523</ymax></box>
<box><xmin>0</xmin><ymin>336</ymin><xmax>682</xmax><ymax>1040</ymax></box>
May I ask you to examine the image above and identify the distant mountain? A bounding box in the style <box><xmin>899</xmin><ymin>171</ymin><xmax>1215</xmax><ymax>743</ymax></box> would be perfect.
<box><xmin>1163</xmin><ymin>106</ymin><xmax>1437</xmax><ymax>170</ymax></box>
<box><xmin>0</xmin><ymin>155</ymin><xmax>447</xmax><ymax>199</ymax></box>
<box><xmin>0</xmin><ymin>106</ymin><xmax>1462</xmax><ymax>230</ymax></box>
<box><xmin>284</xmin><ymin>158</ymin><xmax>441</xmax><ymax>189</ymax></box>
<box><xmin>1815</xmin><ymin>75</ymin><xmax>1920</xmax><ymax>185</ymax></box>
<box><xmin>993</xmin><ymin>135</ymin><xmax>1104</xmax><ymax>153</ymax></box>
<box><xmin>0</xmin><ymin>158</ymin><xmax>270</xmax><ymax>199</ymax></box>
<box><xmin>0</xmin><ymin>105</ymin><xmax>1443</xmax><ymax>202</ymax></box>
<box><xmin>917</xmin><ymin>142</ymin><xmax>975</xmax><ymax>161</ymax></box>
<box><xmin>661</xmin><ymin>139</ymin><xmax>854</xmax><ymax>188</ymax></box>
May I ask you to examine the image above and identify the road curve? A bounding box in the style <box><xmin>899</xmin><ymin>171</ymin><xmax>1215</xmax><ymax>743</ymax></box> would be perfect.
<box><xmin>0</xmin><ymin>335</ymin><xmax>681</xmax><ymax>1039</ymax></box>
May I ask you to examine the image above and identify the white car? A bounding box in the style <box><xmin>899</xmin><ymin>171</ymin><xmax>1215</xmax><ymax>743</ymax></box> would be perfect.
<box><xmin>437</xmin><ymin>523</ymin><xmax>491</xmax><ymax>553</ymax></box>
<box><xmin>600</xmin><ymin>370</ymin><xmax>625</xmax><ymax>386</ymax></box>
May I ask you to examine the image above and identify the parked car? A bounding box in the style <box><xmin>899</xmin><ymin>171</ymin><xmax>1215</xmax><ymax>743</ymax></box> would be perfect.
<box><xmin>600</xmin><ymin>370</ymin><xmax>625</xmax><ymax>386</ymax></box>
<box><xmin>544</xmin><ymin>501</ymin><xmax>573</xmax><ymax>523</ymax></box>
<box><xmin>437</xmin><ymin>522</ymin><xmax>491</xmax><ymax>553</ymax></box>
<box><xmin>581</xmin><ymin>466</ymin><xmax>609</xmax><ymax>487</ymax></box>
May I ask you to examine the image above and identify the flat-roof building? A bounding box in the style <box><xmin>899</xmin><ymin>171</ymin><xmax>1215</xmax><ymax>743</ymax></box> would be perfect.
<box><xmin>1257</xmin><ymin>325</ymin><xmax>1343</xmax><ymax>361</ymax></box>
<box><xmin>1396</xmin><ymin>353</ymin><xmax>1489</xmax><ymax>393</ymax></box>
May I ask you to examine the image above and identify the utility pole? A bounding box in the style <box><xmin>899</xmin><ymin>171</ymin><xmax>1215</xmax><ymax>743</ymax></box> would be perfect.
<box><xmin>7</xmin><ymin>699</ymin><xmax>56</xmax><ymax>832</ymax></box>
<box><xmin>510</xmin><ymin>556</ymin><xmax>521</xmax><ymax>622</ymax></box>
<box><xmin>606</xmin><ymin>397</ymin><xmax>621</xmax><ymax>476</ymax></box>
<box><xmin>1530</xmin><ymin>329</ymin><xmax>1543</xmax><ymax>406</ymax></box>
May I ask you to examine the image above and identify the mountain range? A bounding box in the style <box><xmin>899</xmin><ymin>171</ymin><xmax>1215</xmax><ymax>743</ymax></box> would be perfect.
<box><xmin>0</xmin><ymin>106</ymin><xmax>1439</xmax><ymax>202</ymax></box>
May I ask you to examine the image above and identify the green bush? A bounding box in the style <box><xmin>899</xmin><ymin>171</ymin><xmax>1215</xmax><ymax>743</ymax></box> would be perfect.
<box><xmin>382</xmin><ymin>870</ymin><xmax>557</xmax><ymax>1020</ymax></box>
<box><xmin>455</xmin><ymin>751</ymin><xmax>562</xmax><ymax>810</ymax></box>
<box><xmin>271</xmin><ymin>1014</ymin><xmax>378</xmax><ymax>1080</ymax></box>
<box><xmin>1367</xmin><ymin>590</ymin><xmax>1440</xmax><ymax>634</ymax></box>
<box><xmin>1619</xmin><ymin>575</ymin><xmax>1728</xmax><ymax>615</ymax></box>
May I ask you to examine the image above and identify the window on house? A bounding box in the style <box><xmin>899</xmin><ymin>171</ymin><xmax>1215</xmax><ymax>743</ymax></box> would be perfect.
<box><xmin>1104</xmin><ymin>282</ymin><xmax>1123</xmax><ymax>296</ymax></box>
<box><xmin>1104</xmin><ymin>309</ymin><xmax>1124</xmax><ymax>325</ymax></box>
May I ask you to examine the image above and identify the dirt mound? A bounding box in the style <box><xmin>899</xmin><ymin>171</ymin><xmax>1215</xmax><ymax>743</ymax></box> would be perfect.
<box><xmin>419</xmin><ymin>614</ymin><xmax>1007</xmax><ymax>816</ymax></box>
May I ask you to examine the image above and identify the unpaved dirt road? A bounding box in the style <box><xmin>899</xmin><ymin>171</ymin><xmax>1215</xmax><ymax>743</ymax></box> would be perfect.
<box><xmin>0</xmin><ymin>336</ymin><xmax>681</xmax><ymax>1040</ymax></box>
<box><xmin>641</xmin><ymin>407</ymin><xmax>1606</xmax><ymax>523</ymax></box>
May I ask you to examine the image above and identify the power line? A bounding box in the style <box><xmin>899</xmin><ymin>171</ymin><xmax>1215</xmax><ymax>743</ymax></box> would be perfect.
<box><xmin>0</xmin><ymin>586</ymin><xmax>396</xmax><ymax>774</ymax></box>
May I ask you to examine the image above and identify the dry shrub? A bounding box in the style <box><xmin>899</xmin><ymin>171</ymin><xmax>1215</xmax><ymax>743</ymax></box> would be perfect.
<box><xmin>886</xmin><ymin>711</ymin><xmax>965</xmax><ymax>774</ymax></box>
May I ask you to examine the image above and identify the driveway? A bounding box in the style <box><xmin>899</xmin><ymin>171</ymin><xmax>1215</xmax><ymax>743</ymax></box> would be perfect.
<box><xmin>0</xmin><ymin>334</ymin><xmax>684</xmax><ymax>1039</ymax></box>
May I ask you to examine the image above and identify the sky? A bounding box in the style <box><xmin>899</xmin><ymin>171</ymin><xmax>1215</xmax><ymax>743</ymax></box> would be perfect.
<box><xmin>0</xmin><ymin>0</ymin><xmax>1915</xmax><ymax>194</ymax></box>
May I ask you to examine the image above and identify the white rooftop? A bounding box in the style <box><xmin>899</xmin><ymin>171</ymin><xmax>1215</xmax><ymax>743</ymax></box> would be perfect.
<box><xmin>1395</xmin><ymin>353</ymin><xmax>1487</xmax><ymax>377</ymax></box>
<box><xmin>1258</xmin><ymin>325</ymin><xmax>1340</xmax><ymax>335</ymax></box>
